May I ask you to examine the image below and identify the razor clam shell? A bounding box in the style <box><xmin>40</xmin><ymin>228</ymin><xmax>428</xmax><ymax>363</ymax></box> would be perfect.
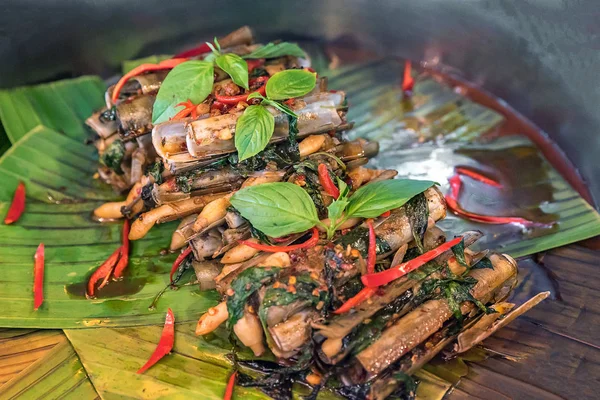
<box><xmin>117</xmin><ymin>95</ymin><xmax>155</xmax><ymax>139</ymax></box>
<box><xmin>185</xmin><ymin>92</ymin><xmax>346</xmax><ymax>158</ymax></box>
<box><xmin>86</xmin><ymin>109</ymin><xmax>118</xmax><ymax>139</ymax></box>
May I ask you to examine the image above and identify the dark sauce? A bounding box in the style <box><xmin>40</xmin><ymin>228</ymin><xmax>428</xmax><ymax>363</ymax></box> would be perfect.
<box><xmin>65</xmin><ymin>277</ymin><xmax>146</xmax><ymax>299</ymax></box>
<box><xmin>429</xmin><ymin>70</ymin><xmax>594</xmax><ymax>206</ymax></box>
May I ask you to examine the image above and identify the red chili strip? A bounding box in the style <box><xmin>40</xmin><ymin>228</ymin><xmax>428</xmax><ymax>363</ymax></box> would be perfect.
<box><xmin>223</xmin><ymin>371</ymin><xmax>237</xmax><ymax>400</ymax></box>
<box><xmin>173</xmin><ymin>43</ymin><xmax>211</xmax><ymax>59</ymax></box>
<box><xmin>446</xmin><ymin>170</ymin><xmax>536</xmax><ymax>226</ymax></box>
<box><xmin>366</xmin><ymin>219</ymin><xmax>377</xmax><ymax>274</ymax></box>
<box><xmin>215</xmin><ymin>76</ymin><xmax>269</xmax><ymax>105</ymax></box>
<box><xmin>239</xmin><ymin>227</ymin><xmax>320</xmax><ymax>253</ymax></box>
<box><xmin>246</xmin><ymin>58</ymin><xmax>265</xmax><ymax>72</ymax></box>
<box><xmin>445</xmin><ymin>195</ymin><xmax>535</xmax><ymax>226</ymax></box>
<box><xmin>111</xmin><ymin>58</ymin><xmax>188</xmax><ymax>104</ymax></box>
<box><xmin>4</xmin><ymin>181</ymin><xmax>26</xmax><ymax>224</ymax></box>
<box><xmin>87</xmin><ymin>247</ymin><xmax>121</xmax><ymax>297</ymax></box>
<box><xmin>33</xmin><ymin>243</ymin><xmax>45</xmax><ymax>310</ymax></box>
<box><xmin>137</xmin><ymin>308</ymin><xmax>175</xmax><ymax>374</ymax></box>
<box><xmin>333</xmin><ymin>287</ymin><xmax>376</xmax><ymax>315</ymax></box>
<box><xmin>171</xmin><ymin>100</ymin><xmax>196</xmax><ymax>121</ymax></box>
<box><xmin>169</xmin><ymin>246</ymin><xmax>193</xmax><ymax>283</ymax></box>
<box><xmin>112</xmin><ymin>220</ymin><xmax>131</xmax><ymax>279</ymax></box>
<box><xmin>454</xmin><ymin>167</ymin><xmax>502</xmax><ymax>188</ymax></box>
<box><xmin>317</xmin><ymin>164</ymin><xmax>340</xmax><ymax>199</ymax></box>
<box><xmin>402</xmin><ymin>60</ymin><xmax>415</xmax><ymax>94</ymax></box>
<box><xmin>380</xmin><ymin>211</ymin><xmax>391</xmax><ymax>218</ymax></box>
<box><xmin>448</xmin><ymin>174</ymin><xmax>462</xmax><ymax>199</ymax></box>
<box><xmin>362</xmin><ymin>237</ymin><xmax>463</xmax><ymax>288</ymax></box>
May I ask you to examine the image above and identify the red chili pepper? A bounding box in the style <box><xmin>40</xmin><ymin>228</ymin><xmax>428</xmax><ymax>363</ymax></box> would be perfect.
<box><xmin>137</xmin><ymin>308</ymin><xmax>175</xmax><ymax>374</ymax></box>
<box><xmin>87</xmin><ymin>247</ymin><xmax>121</xmax><ymax>297</ymax></box>
<box><xmin>380</xmin><ymin>211</ymin><xmax>391</xmax><ymax>218</ymax></box>
<box><xmin>173</xmin><ymin>43</ymin><xmax>211</xmax><ymax>59</ymax></box>
<box><xmin>171</xmin><ymin>100</ymin><xmax>197</xmax><ymax>121</ymax></box>
<box><xmin>239</xmin><ymin>227</ymin><xmax>319</xmax><ymax>253</ymax></box>
<box><xmin>306</xmin><ymin>67</ymin><xmax>317</xmax><ymax>74</ymax></box>
<box><xmin>169</xmin><ymin>246</ymin><xmax>193</xmax><ymax>284</ymax></box>
<box><xmin>211</xmin><ymin>101</ymin><xmax>227</xmax><ymax>112</ymax></box>
<box><xmin>333</xmin><ymin>287</ymin><xmax>376</xmax><ymax>314</ymax></box>
<box><xmin>112</xmin><ymin>220</ymin><xmax>131</xmax><ymax>279</ymax></box>
<box><xmin>317</xmin><ymin>164</ymin><xmax>340</xmax><ymax>199</ymax></box>
<box><xmin>446</xmin><ymin>170</ymin><xmax>535</xmax><ymax>226</ymax></box>
<box><xmin>223</xmin><ymin>371</ymin><xmax>237</xmax><ymax>400</ymax></box>
<box><xmin>366</xmin><ymin>219</ymin><xmax>377</xmax><ymax>274</ymax></box>
<box><xmin>445</xmin><ymin>195</ymin><xmax>535</xmax><ymax>226</ymax></box>
<box><xmin>33</xmin><ymin>243</ymin><xmax>45</xmax><ymax>310</ymax></box>
<box><xmin>4</xmin><ymin>181</ymin><xmax>26</xmax><ymax>225</ymax></box>
<box><xmin>214</xmin><ymin>76</ymin><xmax>269</xmax><ymax>105</ymax></box>
<box><xmin>454</xmin><ymin>167</ymin><xmax>502</xmax><ymax>188</ymax></box>
<box><xmin>362</xmin><ymin>237</ymin><xmax>463</xmax><ymax>288</ymax></box>
<box><xmin>402</xmin><ymin>60</ymin><xmax>415</xmax><ymax>95</ymax></box>
<box><xmin>448</xmin><ymin>174</ymin><xmax>462</xmax><ymax>199</ymax></box>
<box><xmin>246</xmin><ymin>58</ymin><xmax>265</xmax><ymax>72</ymax></box>
<box><xmin>111</xmin><ymin>58</ymin><xmax>188</xmax><ymax>104</ymax></box>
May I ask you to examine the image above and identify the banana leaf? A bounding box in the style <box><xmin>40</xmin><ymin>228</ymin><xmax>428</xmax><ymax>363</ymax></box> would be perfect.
<box><xmin>0</xmin><ymin>76</ymin><xmax>106</xmax><ymax>144</ymax></box>
<box><xmin>0</xmin><ymin>126</ymin><xmax>219</xmax><ymax>328</ymax></box>
<box><xmin>0</xmin><ymin>50</ymin><xmax>598</xmax><ymax>400</ymax></box>
<box><xmin>0</xmin><ymin>329</ymin><xmax>98</xmax><ymax>399</ymax></box>
<box><xmin>65</xmin><ymin>323</ymin><xmax>269</xmax><ymax>399</ymax></box>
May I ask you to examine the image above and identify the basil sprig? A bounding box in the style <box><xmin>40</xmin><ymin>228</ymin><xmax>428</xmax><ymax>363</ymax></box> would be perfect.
<box><xmin>235</xmin><ymin>69</ymin><xmax>316</xmax><ymax>160</ymax></box>
<box><xmin>243</xmin><ymin>42</ymin><xmax>306</xmax><ymax>59</ymax></box>
<box><xmin>152</xmin><ymin>38</ymin><xmax>249</xmax><ymax>124</ymax></box>
<box><xmin>231</xmin><ymin>179</ymin><xmax>436</xmax><ymax>238</ymax></box>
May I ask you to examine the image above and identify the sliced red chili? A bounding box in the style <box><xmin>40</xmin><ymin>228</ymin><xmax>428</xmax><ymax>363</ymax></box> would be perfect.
<box><xmin>33</xmin><ymin>243</ymin><xmax>45</xmax><ymax>311</ymax></box>
<box><xmin>239</xmin><ymin>227</ymin><xmax>319</xmax><ymax>253</ymax></box>
<box><xmin>380</xmin><ymin>211</ymin><xmax>391</xmax><ymax>218</ymax></box>
<box><xmin>137</xmin><ymin>308</ymin><xmax>175</xmax><ymax>374</ymax></box>
<box><xmin>87</xmin><ymin>247</ymin><xmax>121</xmax><ymax>297</ymax></box>
<box><xmin>317</xmin><ymin>164</ymin><xmax>340</xmax><ymax>199</ymax></box>
<box><xmin>173</xmin><ymin>43</ymin><xmax>211</xmax><ymax>59</ymax></box>
<box><xmin>4</xmin><ymin>181</ymin><xmax>26</xmax><ymax>225</ymax></box>
<box><xmin>445</xmin><ymin>195</ymin><xmax>535</xmax><ymax>226</ymax></box>
<box><xmin>366</xmin><ymin>219</ymin><xmax>377</xmax><ymax>274</ymax></box>
<box><xmin>171</xmin><ymin>100</ymin><xmax>197</xmax><ymax>121</ymax></box>
<box><xmin>215</xmin><ymin>76</ymin><xmax>269</xmax><ymax>105</ymax></box>
<box><xmin>246</xmin><ymin>58</ymin><xmax>265</xmax><ymax>72</ymax></box>
<box><xmin>112</xmin><ymin>220</ymin><xmax>131</xmax><ymax>279</ymax></box>
<box><xmin>402</xmin><ymin>60</ymin><xmax>415</xmax><ymax>95</ymax></box>
<box><xmin>111</xmin><ymin>58</ymin><xmax>188</xmax><ymax>104</ymax></box>
<box><xmin>223</xmin><ymin>371</ymin><xmax>237</xmax><ymax>400</ymax></box>
<box><xmin>333</xmin><ymin>287</ymin><xmax>376</xmax><ymax>314</ymax></box>
<box><xmin>169</xmin><ymin>246</ymin><xmax>193</xmax><ymax>283</ymax></box>
<box><xmin>446</xmin><ymin>170</ymin><xmax>535</xmax><ymax>226</ymax></box>
<box><xmin>454</xmin><ymin>167</ymin><xmax>502</xmax><ymax>188</ymax></box>
<box><xmin>361</xmin><ymin>237</ymin><xmax>463</xmax><ymax>288</ymax></box>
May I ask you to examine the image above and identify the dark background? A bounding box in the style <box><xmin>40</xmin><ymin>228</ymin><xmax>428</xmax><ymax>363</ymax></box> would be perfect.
<box><xmin>1</xmin><ymin>0</ymin><xmax>599</xmax><ymax>206</ymax></box>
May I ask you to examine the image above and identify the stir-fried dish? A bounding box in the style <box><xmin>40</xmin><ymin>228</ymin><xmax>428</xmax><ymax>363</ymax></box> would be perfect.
<box><xmin>83</xmin><ymin>26</ymin><xmax>548</xmax><ymax>399</ymax></box>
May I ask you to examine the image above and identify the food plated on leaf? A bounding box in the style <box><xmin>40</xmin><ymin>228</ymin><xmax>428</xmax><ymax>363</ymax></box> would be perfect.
<box><xmin>69</xmin><ymin>26</ymin><xmax>552</xmax><ymax>399</ymax></box>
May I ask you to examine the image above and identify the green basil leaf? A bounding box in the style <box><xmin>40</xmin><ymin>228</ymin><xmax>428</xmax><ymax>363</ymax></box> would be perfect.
<box><xmin>327</xmin><ymin>198</ymin><xmax>349</xmax><ymax>226</ymax></box>
<box><xmin>234</xmin><ymin>105</ymin><xmax>275</xmax><ymax>161</ymax></box>
<box><xmin>230</xmin><ymin>182</ymin><xmax>320</xmax><ymax>237</ymax></box>
<box><xmin>262</xmin><ymin>98</ymin><xmax>297</xmax><ymax>118</ymax></box>
<box><xmin>265</xmin><ymin>69</ymin><xmax>316</xmax><ymax>100</ymax></box>
<box><xmin>345</xmin><ymin>179</ymin><xmax>435</xmax><ymax>219</ymax></box>
<box><xmin>215</xmin><ymin>53</ymin><xmax>249</xmax><ymax>90</ymax></box>
<box><xmin>247</xmin><ymin>92</ymin><xmax>265</xmax><ymax>101</ymax></box>
<box><xmin>243</xmin><ymin>42</ymin><xmax>306</xmax><ymax>59</ymax></box>
<box><xmin>152</xmin><ymin>60</ymin><xmax>214</xmax><ymax>124</ymax></box>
